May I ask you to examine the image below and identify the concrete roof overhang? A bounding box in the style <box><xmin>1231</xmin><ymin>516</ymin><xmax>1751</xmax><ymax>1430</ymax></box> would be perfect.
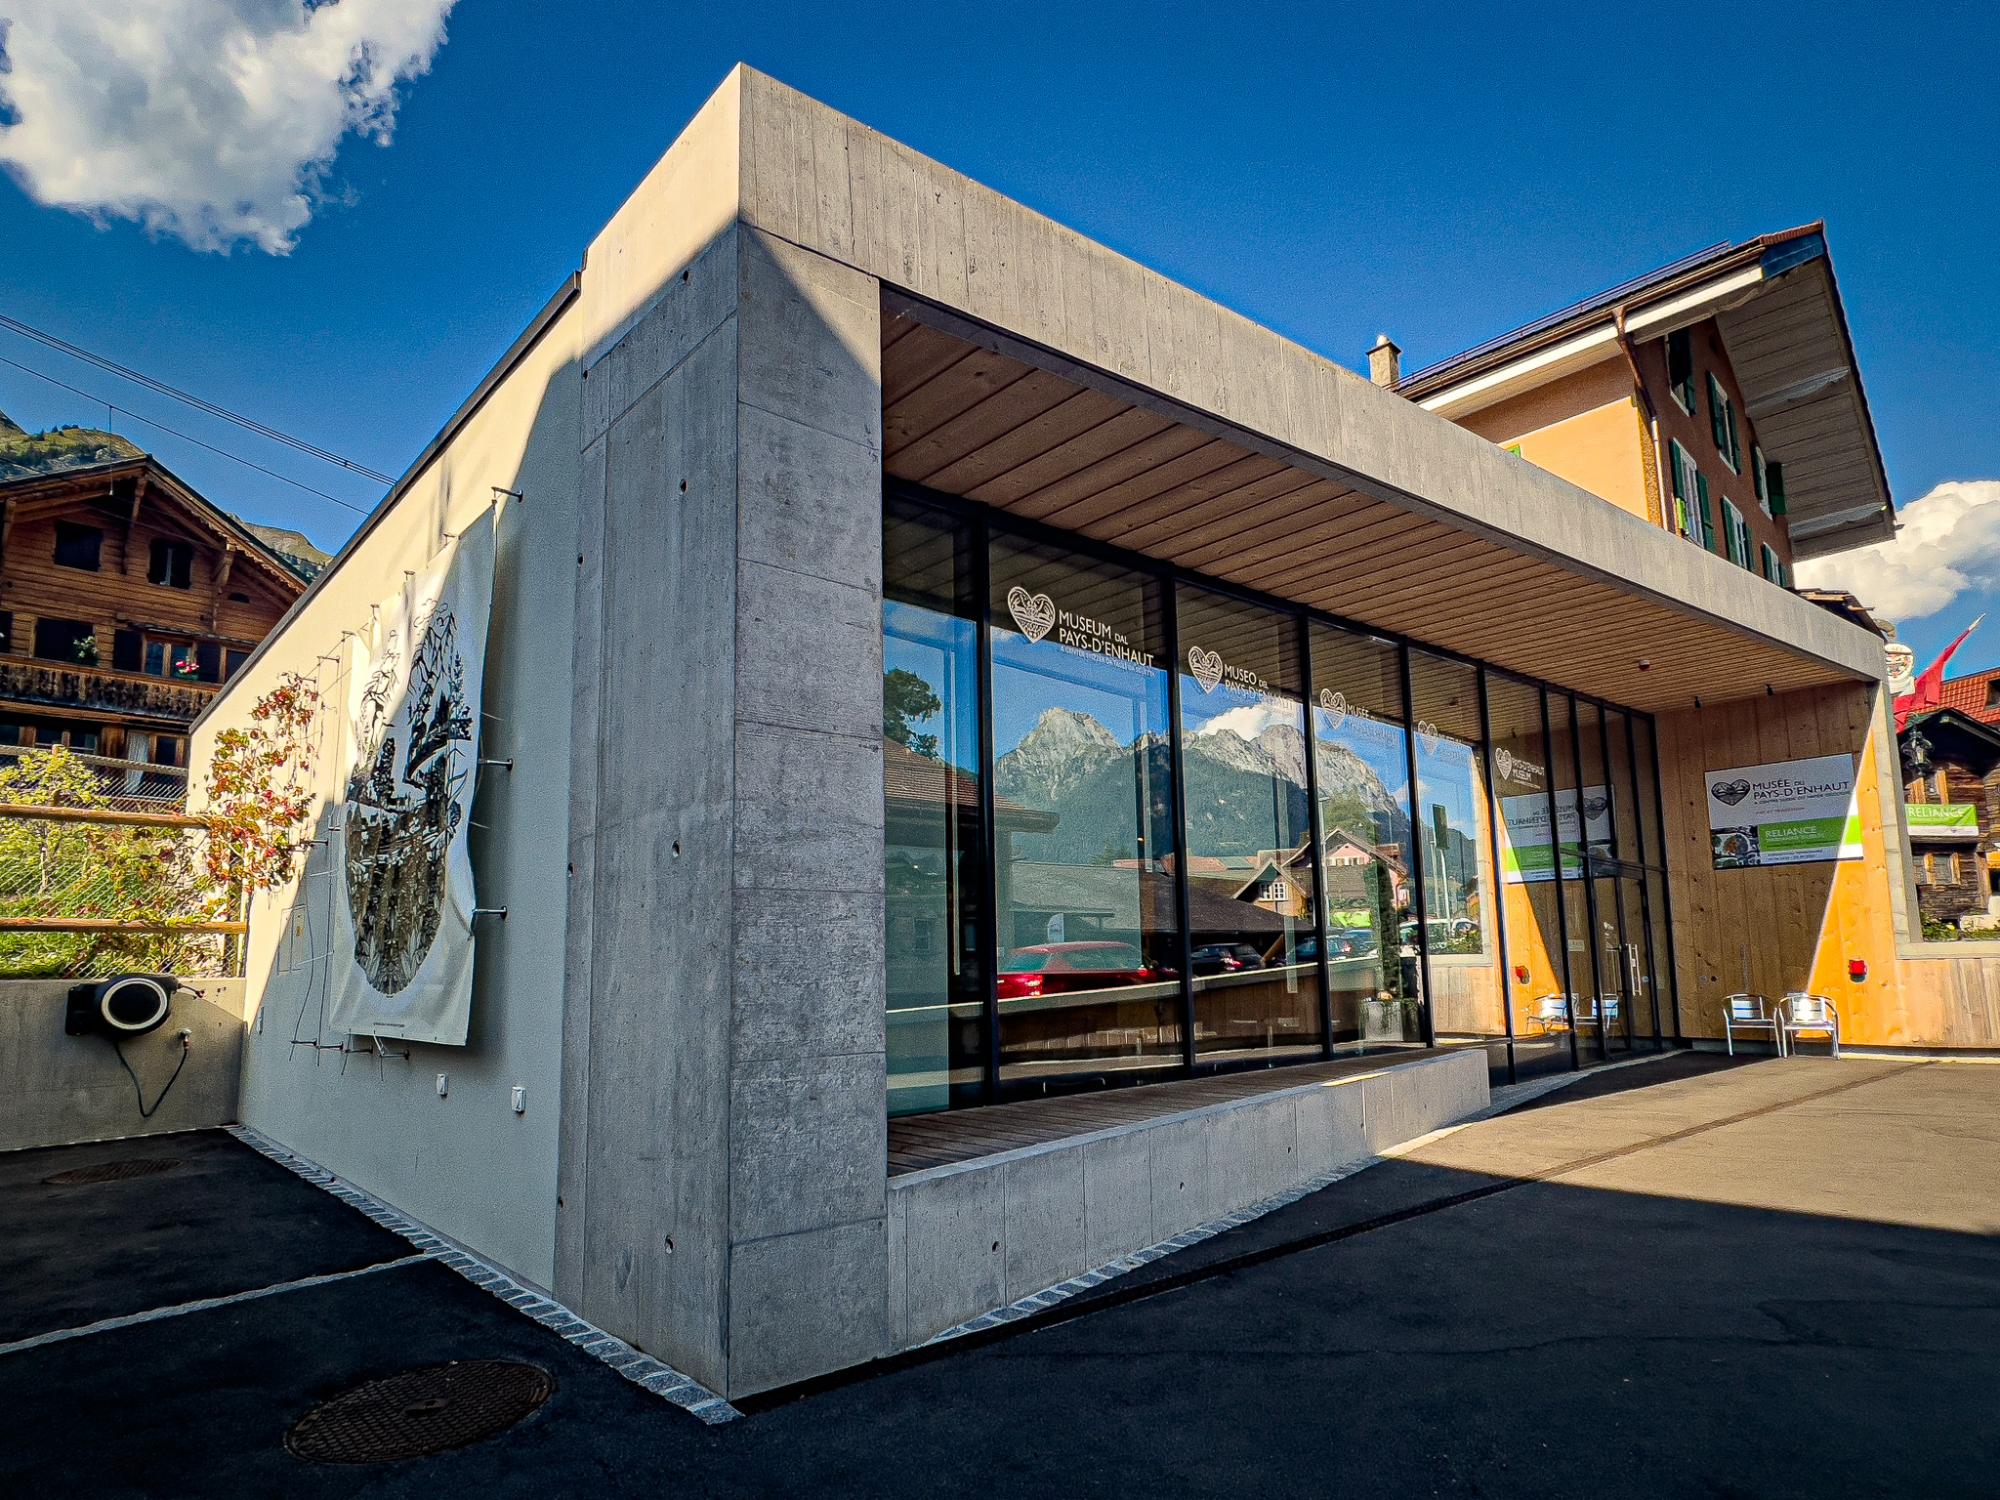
<box><xmin>880</xmin><ymin>299</ymin><xmax>1874</xmax><ymax>714</ymax></box>
<box><xmin>1397</xmin><ymin>228</ymin><xmax>1897</xmax><ymax>561</ymax></box>
<box><xmin>588</xmin><ymin>67</ymin><xmax>1892</xmax><ymax>716</ymax></box>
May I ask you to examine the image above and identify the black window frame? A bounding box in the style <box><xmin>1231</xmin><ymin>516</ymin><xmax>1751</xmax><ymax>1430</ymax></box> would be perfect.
<box><xmin>148</xmin><ymin>537</ymin><xmax>195</xmax><ymax>589</ymax></box>
<box><xmin>52</xmin><ymin>521</ymin><xmax>103</xmax><ymax>572</ymax></box>
<box><xmin>882</xmin><ymin>477</ymin><xmax>1679</xmax><ymax>1109</ymax></box>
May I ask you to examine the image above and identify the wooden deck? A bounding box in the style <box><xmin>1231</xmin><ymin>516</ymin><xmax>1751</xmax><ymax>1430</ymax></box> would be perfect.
<box><xmin>887</xmin><ymin>1047</ymin><xmax>1443</xmax><ymax>1176</ymax></box>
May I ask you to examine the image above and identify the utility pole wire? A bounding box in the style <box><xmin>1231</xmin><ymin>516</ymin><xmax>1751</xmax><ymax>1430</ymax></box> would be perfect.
<box><xmin>0</xmin><ymin>354</ymin><xmax>370</xmax><ymax>515</ymax></box>
<box><xmin>0</xmin><ymin>311</ymin><xmax>396</xmax><ymax>485</ymax></box>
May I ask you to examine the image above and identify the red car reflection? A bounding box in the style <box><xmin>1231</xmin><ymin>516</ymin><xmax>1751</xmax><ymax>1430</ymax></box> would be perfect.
<box><xmin>997</xmin><ymin>941</ymin><xmax>1173</xmax><ymax>998</ymax></box>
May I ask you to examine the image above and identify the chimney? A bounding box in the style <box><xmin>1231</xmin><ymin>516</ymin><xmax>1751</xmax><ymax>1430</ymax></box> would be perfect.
<box><xmin>1367</xmin><ymin>333</ymin><xmax>1402</xmax><ymax>387</ymax></box>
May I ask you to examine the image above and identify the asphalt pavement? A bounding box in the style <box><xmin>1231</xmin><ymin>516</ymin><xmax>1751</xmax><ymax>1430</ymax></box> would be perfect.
<box><xmin>5</xmin><ymin>1051</ymin><xmax>1998</xmax><ymax>1498</ymax></box>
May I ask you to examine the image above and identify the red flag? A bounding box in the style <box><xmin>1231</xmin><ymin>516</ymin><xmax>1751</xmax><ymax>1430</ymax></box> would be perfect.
<box><xmin>1895</xmin><ymin>614</ymin><xmax>1984</xmax><ymax>731</ymax></box>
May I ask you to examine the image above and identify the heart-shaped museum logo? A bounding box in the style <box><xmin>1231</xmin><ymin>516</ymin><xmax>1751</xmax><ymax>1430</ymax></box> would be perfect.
<box><xmin>1006</xmin><ymin>586</ymin><xmax>1056</xmax><ymax>644</ymax></box>
<box><xmin>1187</xmin><ymin>647</ymin><xmax>1225</xmax><ymax>693</ymax></box>
<box><xmin>1710</xmin><ymin>777</ymin><xmax>1752</xmax><ymax>807</ymax></box>
<box><xmin>1318</xmin><ymin>688</ymin><xmax>1347</xmax><ymax>728</ymax></box>
<box><xmin>1416</xmin><ymin>719</ymin><xmax>1441</xmax><ymax>754</ymax></box>
<box><xmin>1493</xmin><ymin>746</ymin><xmax>1515</xmax><ymax>783</ymax></box>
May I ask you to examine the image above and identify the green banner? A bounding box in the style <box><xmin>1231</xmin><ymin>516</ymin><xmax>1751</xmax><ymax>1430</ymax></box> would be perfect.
<box><xmin>1907</xmin><ymin>802</ymin><xmax>1978</xmax><ymax>829</ymax></box>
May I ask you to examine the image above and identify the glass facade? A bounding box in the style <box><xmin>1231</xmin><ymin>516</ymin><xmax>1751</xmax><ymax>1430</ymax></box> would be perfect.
<box><xmin>882</xmin><ymin>487</ymin><xmax>1676</xmax><ymax>1111</ymax></box>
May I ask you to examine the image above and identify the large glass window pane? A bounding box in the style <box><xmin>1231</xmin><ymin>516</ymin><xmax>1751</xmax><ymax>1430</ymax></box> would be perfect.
<box><xmin>1604</xmin><ymin>709</ymin><xmax>1642</xmax><ymax>866</ymax></box>
<box><xmin>1549</xmin><ymin>694</ymin><xmax>1593</xmax><ymax>1064</ymax></box>
<box><xmin>988</xmin><ymin>534</ymin><xmax>1182</xmax><ymax>1088</ymax></box>
<box><xmin>1487</xmin><ymin>674</ymin><xmax>1572</xmax><ymax>1078</ymax></box>
<box><xmin>883</xmin><ymin>498</ymin><xmax>987</xmax><ymax>1115</ymax></box>
<box><xmin>1573</xmin><ymin>700</ymin><xmax>1623</xmax><ymax>1055</ymax></box>
<box><xmin>1308</xmin><ymin>623</ymin><xmax>1421</xmax><ymax>1049</ymax></box>
<box><xmin>1409</xmin><ymin>651</ymin><xmax>1502</xmax><ymax>1058</ymax></box>
<box><xmin>1177</xmin><ymin>587</ymin><xmax>1321</xmax><ymax>1062</ymax></box>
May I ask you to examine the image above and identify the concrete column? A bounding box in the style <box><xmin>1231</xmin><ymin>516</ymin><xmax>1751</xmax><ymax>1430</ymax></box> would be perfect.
<box><xmin>724</xmin><ymin>228</ymin><xmax>888</xmax><ymax>1394</ymax></box>
<box><xmin>560</xmin><ymin>224</ymin><xmax>744</xmax><ymax>1394</ymax></box>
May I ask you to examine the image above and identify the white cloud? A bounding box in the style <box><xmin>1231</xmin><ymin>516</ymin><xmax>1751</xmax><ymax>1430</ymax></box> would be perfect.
<box><xmin>1195</xmin><ymin>701</ymin><xmax>1296</xmax><ymax>741</ymax></box>
<box><xmin>0</xmin><ymin>0</ymin><xmax>455</xmax><ymax>254</ymax></box>
<box><xmin>1795</xmin><ymin>480</ymin><xmax>2000</xmax><ymax>627</ymax></box>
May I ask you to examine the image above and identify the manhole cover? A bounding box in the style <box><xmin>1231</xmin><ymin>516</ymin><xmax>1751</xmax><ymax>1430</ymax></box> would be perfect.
<box><xmin>42</xmin><ymin>1157</ymin><xmax>181</xmax><ymax>1186</ymax></box>
<box><xmin>286</xmin><ymin>1361</ymin><xmax>554</xmax><ymax>1465</ymax></box>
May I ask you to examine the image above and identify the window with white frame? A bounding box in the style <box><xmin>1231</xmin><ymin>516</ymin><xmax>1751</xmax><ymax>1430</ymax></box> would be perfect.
<box><xmin>1708</xmin><ymin>372</ymin><xmax>1742</xmax><ymax>472</ymax></box>
<box><xmin>1667</xmin><ymin>439</ymin><xmax>1711</xmax><ymax>549</ymax></box>
<box><xmin>1753</xmin><ymin>445</ymin><xmax>1772</xmax><ymax>517</ymax></box>
<box><xmin>1759</xmin><ymin>542</ymin><xmax>1783</xmax><ymax>583</ymax></box>
<box><xmin>1721</xmin><ymin>499</ymin><xmax>1751</xmax><ymax>568</ymax></box>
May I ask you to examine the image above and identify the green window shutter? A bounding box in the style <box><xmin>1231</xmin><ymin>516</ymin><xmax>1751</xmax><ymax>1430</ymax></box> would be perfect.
<box><xmin>1696</xmin><ymin>471</ymin><xmax>1714</xmax><ymax>549</ymax></box>
<box><xmin>1708</xmin><ymin>374</ymin><xmax>1728</xmax><ymax>453</ymax></box>
<box><xmin>1726</xmin><ymin>403</ymin><xmax>1741</xmax><ymax>469</ymax></box>
<box><xmin>1767</xmin><ymin>460</ymin><xmax>1787</xmax><ymax>517</ymax></box>
<box><xmin>1666</xmin><ymin>440</ymin><xmax>1683</xmax><ymax>532</ymax></box>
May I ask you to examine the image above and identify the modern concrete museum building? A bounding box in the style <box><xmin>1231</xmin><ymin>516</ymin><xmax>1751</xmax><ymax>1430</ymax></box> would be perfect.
<box><xmin>195</xmin><ymin>69</ymin><xmax>1943</xmax><ymax>1400</ymax></box>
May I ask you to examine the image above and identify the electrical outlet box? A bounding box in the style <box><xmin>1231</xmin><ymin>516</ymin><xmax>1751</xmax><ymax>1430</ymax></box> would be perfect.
<box><xmin>435</xmin><ymin>1073</ymin><xmax>449</xmax><ymax>1098</ymax></box>
<box><xmin>511</xmin><ymin>1085</ymin><xmax>526</xmax><ymax>1115</ymax></box>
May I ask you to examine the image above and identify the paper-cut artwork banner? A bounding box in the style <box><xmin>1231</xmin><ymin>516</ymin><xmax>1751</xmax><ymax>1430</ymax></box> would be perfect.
<box><xmin>327</xmin><ymin>511</ymin><xmax>496</xmax><ymax>1045</ymax></box>
<box><xmin>1705</xmin><ymin>752</ymin><xmax>1862</xmax><ymax>870</ymax></box>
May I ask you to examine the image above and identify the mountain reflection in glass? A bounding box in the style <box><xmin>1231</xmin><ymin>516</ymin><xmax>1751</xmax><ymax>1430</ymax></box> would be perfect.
<box><xmin>1177</xmin><ymin>586</ymin><xmax>1322</xmax><ymax>1060</ymax></box>
<box><xmin>883</xmin><ymin>499</ymin><xmax>988</xmax><ymax>1114</ymax></box>
<box><xmin>987</xmin><ymin>535</ymin><xmax>1182</xmax><ymax>1085</ymax></box>
<box><xmin>1308</xmin><ymin>623</ymin><xmax>1422</xmax><ymax>1048</ymax></box>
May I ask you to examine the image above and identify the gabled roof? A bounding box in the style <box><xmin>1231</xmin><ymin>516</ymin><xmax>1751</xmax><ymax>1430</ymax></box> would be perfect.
<box><xmin>1396</xmin><ymin>225</ymin><xmax>1896</xmax><ymax>560</ymax></box>
<box><xmin>0</xmin><ymin>455</ymin><xmax>312</xmax><ymax>596</ymax></box>
<box><xmin>1938</xmin><ymin>669</ymin><xmax>2000</xmax><ymax>727</ymax></box>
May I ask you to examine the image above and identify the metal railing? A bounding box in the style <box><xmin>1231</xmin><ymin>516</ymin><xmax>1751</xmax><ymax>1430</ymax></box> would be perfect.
<box><xmin>0</xmin><ymin>658</ymin><xmax>219</xmax><ymax>721</ymax></box>
<box><xmin>0</xmin><ymin>803</ymin><xmax>243</xmax><ymax>979</ymax></box>
<box><xmin>0</xmin><ymin>747</ymin><xmax>188</xmax><ymax>809</ymax></box>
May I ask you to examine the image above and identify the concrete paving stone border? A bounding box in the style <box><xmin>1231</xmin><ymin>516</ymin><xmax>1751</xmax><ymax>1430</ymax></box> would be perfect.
<box><xmin>226</xmin><ymin>1125</ymin><xmax>740</xmax><ymax>1424</ymax></box>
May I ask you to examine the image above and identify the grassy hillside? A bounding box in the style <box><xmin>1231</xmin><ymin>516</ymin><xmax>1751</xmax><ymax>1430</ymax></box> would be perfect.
<box><xmin>0</xmin><ymin>407</ymin><xmax>143</xmax><ymax>481</ymax></box>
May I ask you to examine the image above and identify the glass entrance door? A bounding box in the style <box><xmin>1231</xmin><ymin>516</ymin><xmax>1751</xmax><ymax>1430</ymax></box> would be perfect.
<box><xmin>1584</xmin><ymin>856</ymin><xmax>1663</xmax><ymax>1054</ymax></box>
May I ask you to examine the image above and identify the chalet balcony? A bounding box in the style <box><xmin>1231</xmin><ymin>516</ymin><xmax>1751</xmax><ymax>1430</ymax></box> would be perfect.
<box><xmin>0</xmin><ymin>657</ymin><xmax>219</xmax><ymax>723</ymax></box>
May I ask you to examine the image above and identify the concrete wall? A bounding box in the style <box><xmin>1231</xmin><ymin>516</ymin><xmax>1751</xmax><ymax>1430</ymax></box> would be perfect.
<box><xmin>188</xmin><ymin>296</ymin><xmax>585</xmax><ymax>1290</ymax></box>
<box><xmin>890</xmin><ymin>1049</ymin><xmax>1488</xmax><ymax>1347</ymax></box>
<box><xmin>556</xmin><ymin>129</ymin><xmax>890</xmax><ymax>1391</ymax></box>
<box><xmin>0</xmin><ymin>978</ymin><xmax>245</xmax><ymax>1152</ymax></box>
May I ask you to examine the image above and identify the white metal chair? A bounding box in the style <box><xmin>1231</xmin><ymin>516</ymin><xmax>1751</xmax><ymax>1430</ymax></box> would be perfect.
<box><xmin>1722</xmin><ymin>993</ymin><xmax>1781</xmax><ymax>1055</ymax></box>
<box><xmin>1779</xmin><ymin>993</ymin><xmax>1841</xmax><ymax>1058</ymax></box>
<box><xmin>1530</xmin><ymin>994</ymin><xmax>1572</xmax><ymax>1033</ymax></box>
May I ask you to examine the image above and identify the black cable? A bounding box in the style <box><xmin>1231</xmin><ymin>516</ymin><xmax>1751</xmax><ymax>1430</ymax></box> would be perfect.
<box><xmin>111</xmin><ymin>1033</ymin><xmax>190</xmax><ymax>1120</ymax></box>
<box><xmin>0</xmin><ymin>353</ymin><xmax>371</xmax><ymax>514</ymax></box>
<box><xmin>0</xmin><ymin>311</ymin><xmax>395</xmax><ymax>484</ymax></box>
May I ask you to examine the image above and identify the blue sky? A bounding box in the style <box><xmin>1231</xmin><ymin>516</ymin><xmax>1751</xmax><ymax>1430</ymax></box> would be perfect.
<box><xmin>2</xmin><ymin>2</ymin><xmax>1994</xmax><ymax>670</ymax></box>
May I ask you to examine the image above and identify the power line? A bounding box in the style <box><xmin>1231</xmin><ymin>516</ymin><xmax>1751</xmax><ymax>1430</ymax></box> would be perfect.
<box><xmin>0</xmin><ymin>311</ymin><xmax>396</xmax><ymax>485</ymax></box>
<box><xmin>0</xmin><ymin>353</ymin><xmax>370</xmax><ymax>515</ymax></box>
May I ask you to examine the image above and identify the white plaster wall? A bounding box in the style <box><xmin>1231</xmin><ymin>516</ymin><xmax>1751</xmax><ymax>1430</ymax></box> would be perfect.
<box><xmin>188</xmin><ymin>301</ymin><xmax>583</xmax><ymax>1288</ymax></box>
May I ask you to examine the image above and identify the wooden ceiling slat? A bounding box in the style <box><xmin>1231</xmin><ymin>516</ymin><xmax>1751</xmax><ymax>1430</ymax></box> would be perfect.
<box><xmin>1006</xmin><ymin>425</ymin><xmax>1218</xmax><ymax>521</ymax></box>
<box><xmin>890</xmin><ymin>369</ymin><xmax>1082</xmax><ymax>484</ymax></box>
<box><xmin>918</xmin><ymin>388</ymin><xmax>1133</xmax><ymax>496</ymax></box>
<box><xmin>1037</xmin><ymin>438</ymin><xmax>1252</xmax><ymax>531</ymax></box>
<box><xmin>1107</xmin><ymin>473</ymin><xmax>1345</xmax><ymax>555</ymax></box>
<box><xmin>880</xmin><ymin>324</ymin><xmax>978</xmax><ymax>407</ymax></box>
<box><xmin>884</xmin><ymin>348</ymin><xmax>1036</xmax><ymax>452</ymax></box>
<box><xmin>966</xmin><ymin>407</ymin><xmax>1177</xmax><ymax>505</ymax></box>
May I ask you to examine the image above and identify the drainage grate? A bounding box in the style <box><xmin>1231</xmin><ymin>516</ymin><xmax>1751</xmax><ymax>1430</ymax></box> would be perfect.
<box><xmin>286</xmin><ymin>1361</ymin><xmax>554</xmax><ymax>1465</ymax></box>
<box><xmin>42</xmin><ymin>1157</ymin><xmax>181</xmax><ymax>1186</ymax></box>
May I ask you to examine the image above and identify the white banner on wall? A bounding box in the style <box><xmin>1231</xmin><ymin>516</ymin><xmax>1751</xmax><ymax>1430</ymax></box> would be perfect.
<box><xmin>327</xmin><ymin>511</ymin><xmax>496</xmax><ymax>1045</ymax></box>
<box><xmin>1705</xmin><ymin>752</ymin><xmax>1863</xmax><ymax>870</ymax></box>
